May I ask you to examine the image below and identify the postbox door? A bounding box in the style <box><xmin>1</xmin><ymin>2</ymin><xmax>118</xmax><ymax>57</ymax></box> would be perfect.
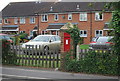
<box><xmin>64</xmin><ymin>37</ymin><xmax>70</xmax><ymax>52</ymax></box>
<box><xmin>64</xmin><ymin>33</ymin><xmax>70</xmax><ymax>52</ymax></box>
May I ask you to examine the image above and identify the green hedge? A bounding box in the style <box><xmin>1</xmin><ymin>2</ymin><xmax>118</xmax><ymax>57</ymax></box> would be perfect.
<box><xmin>1</xmin><ymin>39</ymin><xmax>17</xmax><ymax>65</ymax></box>
<box><xmin>62</xmin><ymin>51</ymin><xmax>118</xmax><ymax>75</ymax></box>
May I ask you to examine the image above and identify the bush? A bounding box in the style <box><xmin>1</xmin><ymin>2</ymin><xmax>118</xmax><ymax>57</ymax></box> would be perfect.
<box><xmin>62</xmin><ymin>51</ymin><xmax>118</xmax><ymax>75</ymax></box>
<box><xmin>1</xmin><ymin>39</ymin><xmax>17</xmax><ymax>65</ymax></box>
<box><xmin>19</xmin><ymin>33</ymin><xmax>28</xmax><ymax>43</ymax></box>
<box><xmin>61</xmin><ymin>52</ymin><xmax>81</xmax><ymax>72</ymax></box>
<box><xmin>19</xmin><ymin>33</ymin><xmax>28</xmax><ymax>39</ymax></box>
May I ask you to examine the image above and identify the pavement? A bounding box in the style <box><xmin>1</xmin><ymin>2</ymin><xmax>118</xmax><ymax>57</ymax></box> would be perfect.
<box><xmin>0</xmin><ymin>66</ymin><xmax>119</xmax><ymax>81</ymax></box>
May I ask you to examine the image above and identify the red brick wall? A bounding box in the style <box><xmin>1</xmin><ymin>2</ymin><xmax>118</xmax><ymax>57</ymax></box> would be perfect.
<box><xmin>2</xmin><ymin>12</ymin><xmax>112</xmax><ymax>44</ymax></box>
<box><xmin>39</xmin><ymin>12</ymin><xmax>112</xmax><ymax>44</ymax></box>
<box><xmin>2</xmin><ymin>17</ymin><xmax>38</xmax><ymax>34</ymax></box>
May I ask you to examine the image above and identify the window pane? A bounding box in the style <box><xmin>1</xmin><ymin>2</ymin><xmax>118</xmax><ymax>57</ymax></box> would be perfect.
<box><xmin>4</xmin><ymin>18</ymin><xmax>8</xmax><ymax>24</ymax></box>
<box><xmin>100</xmin><ymin>31</ymin><xmax>102</xmax><ymax>34</ymax></box>
<box><xmin>95</xmin><ymin>13</ymin><xmax>99</xmax><ymax>20</ymax></box>
<box><xmin>68</xmin><ymin>13</ymin><xmax>72</xmax><ymax>20</ymax></box>
<box><xmin>54</xmin><ymin>14</ymin><xmax>58</xmax><ymax>20</ymax></box>
<box><xmin>80</xmin><ymin>30</ymin><xmax>87</xmax><ymax>37</ymax></box>
<box><xmin>95</xmin><ymin>12</ymin><xmax>103</xmax><ymax>20</ymax></box>
<box><xmin>14</xmin><ymin>18</ymin><xmax>18</xmax><ymax>24</ymax></box>
<box><xmin>80</xmin><ymin>31</ymin><xmax>83</xmax><ymax>34</ymax></box>
<box><xmin>42</xmin><ymin>15</ymin><xmax>44</xmax><ymax>21</ymax></box>
<box><xmin>96</xmin><ymin>30</ymin><xmax>99</xmax><ymax>34</ymax></box>
<box><xmin>30</xmin><ymin>17</ymin><xmax>35</xmax><ymax>23</ymax></box>
<box><xmin>80</xmin><ymin>13</ymin><xmax>87</xmax><ymax>21</ymax></box>
<box><xmin>0</xmin><ymin>18</ymin><xmax>2</xmax><ymax>24</ymax></box>
<box><xmin>84</xmin><ymin>31</ymin><xmax>87</xmax><ymax>34</ymax></box>
<box><xmin>20</xmin><ymin>17</ymin><xmax>25</xmax><ymax>24</ymax></box>
<box><xmin>45</xmin><ymin>15</ymin><xmax>47</xmax><ymax>21</ymax></box>
<box><xmin>99</xmin><ymin>13</ymin><xmax>103</xmax><ymax>19</ymax></box>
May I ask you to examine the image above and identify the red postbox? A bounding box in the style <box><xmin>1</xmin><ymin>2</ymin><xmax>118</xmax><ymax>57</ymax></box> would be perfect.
<box><xmin>64</xmin><ymin>33</ymin><xmax>70</xmax><ymax>52</ymax></box>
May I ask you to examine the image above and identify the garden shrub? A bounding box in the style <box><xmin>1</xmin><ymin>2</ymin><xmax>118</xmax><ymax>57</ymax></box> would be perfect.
<box><xmin>80</xmin><ymin>51</ymin><xmax>118</xmax><ymax>75</ymax></box>
<box><xmin>19</xmin><ymin>33</ymin><xmax>28</xmax><ymax>43</ymax></box>
<box><xmin>1</xmin><ymin>39</ymin><xmax>17</xmax><ymax>65</ymax></box>
<box><xmin>62</xmin><ymin>50</ymin><xmax>118</xmax><ymax>75</ymax></box>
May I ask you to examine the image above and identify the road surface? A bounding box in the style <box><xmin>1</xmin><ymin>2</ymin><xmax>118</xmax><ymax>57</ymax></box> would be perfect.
<box><xmin>0</xmin><ymin>66</ymin><xmax>119</xmax><ymax>81</ymax></box>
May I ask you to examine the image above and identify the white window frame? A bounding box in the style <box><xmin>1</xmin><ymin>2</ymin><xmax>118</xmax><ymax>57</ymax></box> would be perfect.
<box><xmin>20</xmin><ymin>31</ymin><xmax>25</xmax><ymax>33</ymax></box>
<box><xmin>14</xmin><ymin>17</ymin><xmax>18</xmax><ymax>24</ymax></box>
<box><xmin>80</xmin><ymin>30</ymin><xmax>87</xmax><ymax>37</ymax></box>
<box><xmin>0</xmin><ymin>18</ymin><xmax>2</xmax><ymax>24</ymax></box>
<box><xmin>30</xmin><ymin>17</ymin><xmax>35</xmax><ymax>24</ymax></box>
<box><xmin>4</xmin><ymin>18</ymin><xmax>9</xmax><ymax>24</ymax></box>
<box><xmin>20</xmin><ymin>17</ymin><xmax>25</xmax><ymax>24</ymax></box>
<box><xmin>95</xmin><ymin>30</ymin><xmax>103</xmax><ymax>37</ymax></box>
<box><xmin>54</xmin><ymin>14</ymin><xmax>59</xmax><ymax>21</ymax></box>
<box><xmin>79</xmin><ymin>12</ymin><xmax>87</xmax><ymax>21</ymax></box>
<box><xmin>95</xmin><ymin>12</ymin><xmax>103</xmax><ymax>21</ymax></box>
<box><xmin>56</xmin><ymin>31</ymin><xmax>59</xmax><ymax>35</ymax></box>
<box><xmin>41</xmin><ymin>14</ymin><xmax>48</xmax><ymax>22</ymax></box>
<box><xmin>68</xmin><ymin>13</ymin><xmax>72</xmax><ymax>20</ymax></box>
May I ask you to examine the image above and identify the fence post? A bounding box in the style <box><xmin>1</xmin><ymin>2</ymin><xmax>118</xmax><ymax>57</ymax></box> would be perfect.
<box><xmin>76</xmin><ymin>44</ymin><xmax>80</xmax><ymax>60</ymax></box>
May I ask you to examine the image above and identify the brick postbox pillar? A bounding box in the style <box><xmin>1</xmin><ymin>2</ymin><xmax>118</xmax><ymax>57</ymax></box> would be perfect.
<box><xmin>59</xmin><ymin>23</ymin><xmax>74</xmax><ymax>70</ymax></box>
<box><xmin>60</xmin><ymin>23</ymin><xmax>74</xmax><ymax>54</ymax></box>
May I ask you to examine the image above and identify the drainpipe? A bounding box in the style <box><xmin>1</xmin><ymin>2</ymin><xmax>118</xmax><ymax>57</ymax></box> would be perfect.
<box><xmin>90</xmin><ymin>10</ymin><xmax>92</xmax><ymax>42</ymax></box>
<box><xmin>37</xmin><ymin>14</ymin><xmax>40</xmax><ymax>35</ymax></box>
<box><xmin>35</xmin><ymin>13</ymin><xmax>40</xmax><ymax>35</ymax></box>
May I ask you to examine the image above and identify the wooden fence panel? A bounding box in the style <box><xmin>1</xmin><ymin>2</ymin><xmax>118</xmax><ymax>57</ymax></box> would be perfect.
<box><xmin>49</xmin><ymin>51</ymin><xmax>52</xmax><ymax>68</ymax></box>
<box><xmin>10</xmin><ymin>45</ymin><xmax>60</xmax><ymax>68</ymax></box>
<box><xmin>76</xmin><ymin>45</ymin><xmax>114</xmax><ymax>60</ymax></box>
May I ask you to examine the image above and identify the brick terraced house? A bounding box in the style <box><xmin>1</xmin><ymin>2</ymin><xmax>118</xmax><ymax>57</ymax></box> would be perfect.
<box><xmin>1</xmin><ymin>2</ymin><xmax>113</xmax><ymax>44</ymax></box>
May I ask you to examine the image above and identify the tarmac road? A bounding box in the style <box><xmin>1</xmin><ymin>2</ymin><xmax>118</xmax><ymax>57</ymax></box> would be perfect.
<box><xmin>0</xmin><ymin>66</ymin><xmax>118</xmax><ymax>81</ymax></box>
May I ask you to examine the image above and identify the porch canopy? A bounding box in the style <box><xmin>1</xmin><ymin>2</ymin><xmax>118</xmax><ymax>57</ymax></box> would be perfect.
<box><xmin>32</xmin><ymin>26</ymin><xmax>38</xmax><ymax>31</ymax></box>
<box><xmin>46</xmin><ymin>23</ymin><xmax>78</xmax><ymax>31</ymax></box>
<box><xmin>0</xmin><ymin>25</ymin><xmax>19</xmax><ymax>31</ymax></box>
<box><xmin>46</xmin><ymin>23</ymin><xmax>65</xmax><ymax>31</ymax></box>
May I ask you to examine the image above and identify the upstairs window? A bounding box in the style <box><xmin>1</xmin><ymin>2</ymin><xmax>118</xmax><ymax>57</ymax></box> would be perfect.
<box><xmin>14</xmin><ymin>17</ymin><xmax>18</xmax><ymax>24</ymax></box>
<box><xmin>79</xmin><ymin>12</ymin><xmax>87</xmax><ymax>21</ymax></box>
<box><xmin>95</xmin><ymin>30</ymin><xmax>103</xmax><ymax>37</ymax></box>
<box><xmin>54</xmin><ymin>14</ymin><xmax>59</xmax><ymax>21</ymax></box>
<box><xmin>4</xmin><ymin>18</ymin><xmax>9</xmax><ymax>24</ymax></box>
<box><xmin>0</xmin><ymin>18</ymin><xmax>2</xmax><ymax>24</ymax></box>
<box><xmin>20</xmin><ymin>17</ymin><xmax>25</xmax><ymax>24</ymax></box>
<box><xmin>95</xmin><ymin>12</ymin><xmax>103</xmax><ymax>21</ymax></box>
<box><xmin>30</xmin><ymin>17</ymin><xmax>35</xmax><ymax>24</ymax></box>
<box><xmin>41</xmin><ymin>14</ymin><xmax>48</xmax><ymax>22</ymax></box>
<box><xmin>80</xmin><ymin>30</ymin><xmax>87</xmax><ymax>37</ymax></box>
<box><xmin>68</xmin><ymin>13</ymin><xmax>72</xmax><ymax>20</ymax></box>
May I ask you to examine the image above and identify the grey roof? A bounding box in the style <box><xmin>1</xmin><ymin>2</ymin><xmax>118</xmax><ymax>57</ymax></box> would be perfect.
<box><xmin>1</xmin><ymin>25</ymin><xmax>18</xmax><ymax>31</ymax></box>
<box><xmin>2</xmin><ymin>2</ymin><xmax>111</xmax><ymax>17</ymax></box>
<box><xmin>46</xmin><ymin>23</ymin><xmax>78</xmax><ymax>30</ymax></box>
<box><xmin>2</xmin><ymin>25</ymin><xmax>18</xmax><ymax>27</ymax></box>
<box><xmin>47</xmin><ymin>25</ymin><xmax>64</xmax><ymax>30</ymax></box>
